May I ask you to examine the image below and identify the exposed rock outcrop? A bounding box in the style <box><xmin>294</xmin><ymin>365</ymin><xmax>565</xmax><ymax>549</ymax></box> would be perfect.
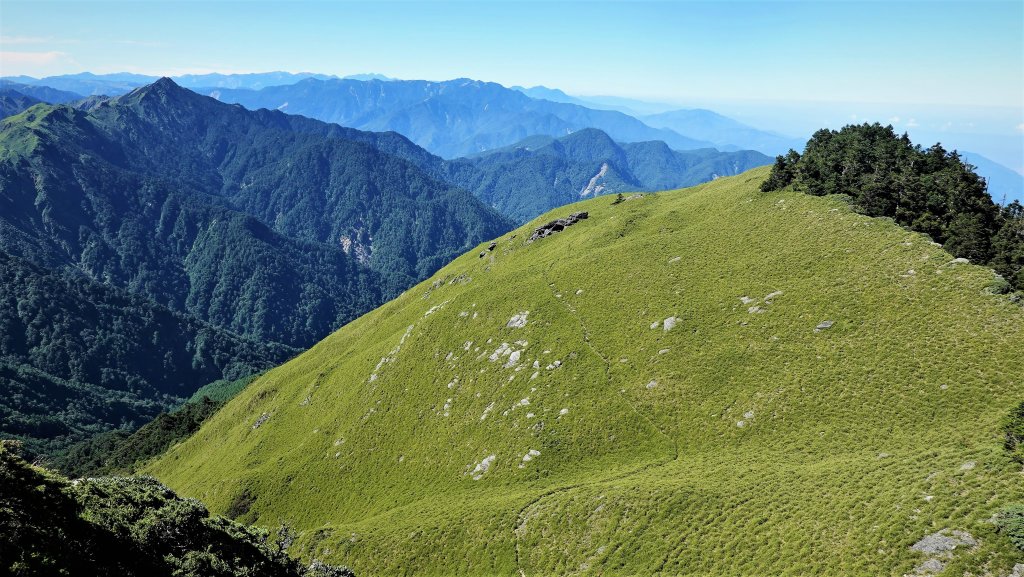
<box><xmin>529</xmin><ymin>212</ymin><xmax>589</xmax><ymax>242</ymax></box>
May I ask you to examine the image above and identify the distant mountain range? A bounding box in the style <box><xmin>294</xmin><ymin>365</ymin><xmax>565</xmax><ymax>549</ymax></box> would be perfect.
<box><xmin>4</xmin><ymin>71</ymin><xmax>337</xmax><ymax>95</ymax></box>
<box><xmin>445</xmin><ymin>128</ymin><xmax>771</xmax><ymax>222</ymax></box>
<box><xmin>3</xmin><ymin>71</ymin><xmax>1020</xmax><ymax>204</ymax></box>
<box><xmin>198</xmin><ymin>77</ymin><xmax>718</xmax><ymax>157</ymax></box>
<box><xmin>0</xmin><ymin>78</ymin><xmax>510</xmax><ymax>457</ymax></box>
<box><xmin>0</xmin><ymin>81</ymin><xmax>83</xmax><ymax>105</ymax></box>
<box><xmin>642</xmin><ymin>108</ymin><xmax>806</xmax><ymax>157</ymax></box>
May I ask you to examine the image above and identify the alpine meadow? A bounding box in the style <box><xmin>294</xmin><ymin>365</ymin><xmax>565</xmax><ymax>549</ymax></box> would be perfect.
<box><xmin>1</xmin><ymin>1</ymin><xmax>1022</xmax><ymax>576</ymax></box>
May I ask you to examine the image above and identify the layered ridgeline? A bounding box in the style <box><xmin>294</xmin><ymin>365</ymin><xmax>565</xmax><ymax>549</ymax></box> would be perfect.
<box><xmin>200</xmin><ymin>77</ymin><xmax>718</xmax><ymax>157</ymax></box>
<box><xmin>446</xmin><ymin>128</ymin><xmax>770</xmax><ymax>222</ymax></box>
<box><xmin>0</xmin><ymin>81</ymin><xmax>83</xmax><ymax>113</ymax></box>
<box><xmin>149</xmin><ymin>167</ymin><xmax>1024</xmax><ymax>576</ymax></box>
<box><xmin>0</xmin><ymin>78</ymin><xmax>510</xmax><ymax>458</ymax></box>
<box><xmin>0</xmin><ymin>89</ymin><xmax>43</xmax><ymax>119</ymax></box>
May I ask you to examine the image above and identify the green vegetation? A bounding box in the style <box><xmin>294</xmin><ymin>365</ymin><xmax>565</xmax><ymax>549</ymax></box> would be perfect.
<box><xmin>0</xmin><ymin>78</ymin><xmax>510</xmax><ymax>459</ymax></box>
<box><xmin>762</xmin><ymin>123</ymin><xmax>1024</xmax><ymax>291</ymax></box>
<box><xmin>1003</xmin><ymin>401</ymin><xmax>1024</xmax><ymax>463</ymax></box>
<box><xmin>0</xmin><ymin>441</ymin><xmax>354</xmax><ymax>577</ymax></box>
<box><xmin>188</xmin><ymin>374</ymin><xmax>261</xmax><ymax>404</ymax></box>
<box><xmin>148</xmin><ymin>167</ymin><xmax>1024</xmax><ymax>575</ymax></box>
<box><xmin>995</xmin><ymin>505</ymin><xmax>1024</xmax><ymax>552</ymax></box>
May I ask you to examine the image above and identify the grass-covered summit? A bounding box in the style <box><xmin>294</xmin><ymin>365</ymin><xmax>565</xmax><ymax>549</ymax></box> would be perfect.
<box><xmin>149</xmin><ymin>166</ymin><xmax>1024</xmax><ymax>576</ymax></box>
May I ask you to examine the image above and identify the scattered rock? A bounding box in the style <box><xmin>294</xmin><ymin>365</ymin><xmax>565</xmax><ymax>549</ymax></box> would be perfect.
<box><xmin>748</xmin><ymin>305</ymin><xmax>764</xmax><ymax>314</ymax></box>
<box><xmin>252</xmin><ymin>413</ymin><xmax>270</xmax><ymax>430</ymax></box>
<box><xmin>559</xmin><ymin>408</ymin><xmax>569</xmax><ymax>415</ymax></box>
<box><xmin>904</xmin><ymin>530</ymin><xmax>980</xmax><ymax>576</ymax></box>
<box><xmin>488</xmin><ymin>343</ymin><xmax>511</xmax><ymax>362</ymax></box>
<box><xmin>479</xmin><ymin>251</ymin><xmax>487</xmax><ymax>258</ymax></box>
<box><xmin>650</xmin><ymin>321</ymin><xmax>660</xmax><ymax>329</ymax></box>
<box><xmin>480</xmin><ymin>402</ymin><xmax>495</xmax><ymax>420</ymax></box>
<box><xmin>764</xmin><ymin>290</ymin><xmax>784</xmax><ymax>303</ymax></box>
<box><xmin>470</xmin><ymin>455</ymin><xmax>496</xmax><ymax>480</ymax></box>
<box><xmin>960</xmin><ymin>461</ymin><xmax>976</xmax><ymax>471</ymax></box>
<box><xmin>949</xmin><ymin>257</ymin><xmax>970</xmax><ymax>265</ymax></box>
<box><xmin>908</xmin><ymin>558</ymin><xmax>946</xmax><ymax>575</ymax></box>
<box><xmin>575</xmin><ymin>289</ymin><xmax>584</xmax><ymax>295</ymax></box>
<box><xmin>668</xmin><ymin>256</ymin><xmax>681</xmax><ymax>264</ymax></box>
<box><xmin>424</xmin><ymin>302</ymin><xmax>446</xmax><ymax>317</ymax></box>
<box><xmin>529</xmin><ymin>212</ymin><xmax>589</xmax><ymax>242</ymax></box>
<box><xmin>518</xmin><ymin>449</ymin><xmax>541</xmax><ymax>468</ymax></box>
<box><xmin>658</xmin><ymin>348</ymin><xmax>670</xmax><ymax>355</ymax></box>
<box><xmin>814</xmin><ymin>320</ymin><xmax>834</xmax><ymax>332</ymax></box>
<box><xmin>646</xmin><ymin>380</ymin><xmax>658</xmax><ymax>389</ymax></box>
<box><xmin>663</xmin><ymin>316</ymin><xmax>678</xmax><ymax>331</ymax></box>
<box><xmin>910</xmin><ymin>530</ymin><xmax>977</xmax><ymax>555</ymax></box>
<box><xmin>504</xmin><ymin>350</ymin><xmax>522</xmax><ymax>368</ymax></box>
<box><xmin>739</xmin><ymin>296</ymin><xmax>755</xmax><ymax>305</ymax></box>
<box><xmin>488</xmin><ymin>241</ymin><xmax>497</xmax><ymax>251</ymax></box>
<box><xmin>507</xmin><ymin>312</ymin><xmax>529</xmax><ymax>328</ymax></box>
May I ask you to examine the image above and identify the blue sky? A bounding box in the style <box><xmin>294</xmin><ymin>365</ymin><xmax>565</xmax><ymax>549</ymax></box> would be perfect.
<box><xmin>2</xmin><ymin>0</ymin><xmax>1022</xmax><ymax>168</ymax></box>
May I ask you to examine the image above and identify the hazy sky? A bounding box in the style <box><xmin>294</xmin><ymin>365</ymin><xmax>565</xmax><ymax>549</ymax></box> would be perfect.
<box><xmin>2</xmin><ymin>0</ymin><xmax>1022</xmax><ymax>168</ymax></box>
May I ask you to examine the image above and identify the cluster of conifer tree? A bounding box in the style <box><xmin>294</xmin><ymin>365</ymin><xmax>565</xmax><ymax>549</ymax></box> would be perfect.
<box><xmin>762</xmin><ymin>123</ymin><xmax>1023</xmax><ymax>291</ymax></box>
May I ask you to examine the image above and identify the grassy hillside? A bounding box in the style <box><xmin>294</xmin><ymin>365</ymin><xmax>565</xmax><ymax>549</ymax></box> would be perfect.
<box><xmin>149</xmin><ymin>166</ymin><xmax>1024</xmax><ymax>576</ymax></box>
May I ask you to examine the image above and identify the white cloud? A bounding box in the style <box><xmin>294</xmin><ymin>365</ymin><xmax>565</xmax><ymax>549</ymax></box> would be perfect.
<box><xmin>0</xmin><ymin>50</ymin><xmax>76</xmax><ymax>76</ymax></box>
<box><xmin>1017</xmin><ymin>123</ymin><xmax>1024</xmax><ymax>133</ymax></box>
<box><xmin>906</xmin><ymin>118</ymin><xmax>919</xmax><ymax>128</ymax></box>
<box><xmin>888</xmin><ymin>116</ymin><xmax>900</xmax><ymax>124</ymax></box>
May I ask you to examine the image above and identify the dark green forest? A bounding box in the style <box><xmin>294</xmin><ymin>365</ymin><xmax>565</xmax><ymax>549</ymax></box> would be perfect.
<box><xmin>53</xmin><ymin>374</ymin><xmax>257</xmax><ymax>477</ymax></box>
<box><xmin>0</xmin><ymin>250</ymin><xmax>294</xmax><ymax>459</ymax></box>
<box><xmin>0</xmin><ymin>441</ymin><xmax>354</xmax><ymax>577</ymax></box>
<box><xmin>762</xmin><ymin>123</ymin><xmax>1024</xmax><ymax>291</ymax></box>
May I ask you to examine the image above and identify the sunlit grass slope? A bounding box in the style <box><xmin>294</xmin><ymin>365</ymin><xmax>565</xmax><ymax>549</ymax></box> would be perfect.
<box><xmin>148</xmin><ymin>167</ymin><xmax>1024</xmax><ymax>576</ymax></box>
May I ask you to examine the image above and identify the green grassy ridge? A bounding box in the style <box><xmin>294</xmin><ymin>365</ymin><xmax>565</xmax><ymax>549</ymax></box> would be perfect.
<box><xmin>149</xmin><ymin>167</ymin><xmax>1024</xmax><ymax>576</ymax></box>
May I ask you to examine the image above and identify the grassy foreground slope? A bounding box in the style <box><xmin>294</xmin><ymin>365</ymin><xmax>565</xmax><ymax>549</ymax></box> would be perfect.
<box><xmin>149</xmin><ymin>167</ymin><xmax>1024</xmax><ymax>576</ymax></box>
